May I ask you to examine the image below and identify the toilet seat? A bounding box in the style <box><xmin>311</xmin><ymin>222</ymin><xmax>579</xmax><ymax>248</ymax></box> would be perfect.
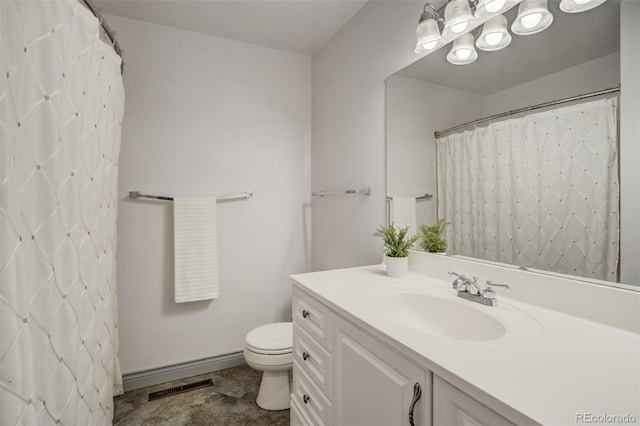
<box><xmin>245</xmin><ymin>343</ymin><xmax>292</xmax><ymax>356</ymax></box>
<box><xmin>245</xmin><ymin>322</ymin><xmax>292</xmax><ymax>355</ymax></box>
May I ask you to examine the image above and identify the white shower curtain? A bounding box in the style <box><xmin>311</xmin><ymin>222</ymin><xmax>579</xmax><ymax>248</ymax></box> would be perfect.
<box><xmin>1</xmin><ymin>1</ymin><xmax>124</xmax><ymax>424</ymax></box>
<box><xmin>437</xmin><ymin>98</ymin><xmax>619</xmax><ymax>281</ymax></box>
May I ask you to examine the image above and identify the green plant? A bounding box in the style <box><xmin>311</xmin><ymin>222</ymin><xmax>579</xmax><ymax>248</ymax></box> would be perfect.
<box><xmin>373</xmin><ymin>222</ymin><xmax>419</xmax><ymax>258</ymax></box>
<box><xmin>418</xmin><ymin>220</ymin><xmax>448</xmax><ymax>253</ymax></box>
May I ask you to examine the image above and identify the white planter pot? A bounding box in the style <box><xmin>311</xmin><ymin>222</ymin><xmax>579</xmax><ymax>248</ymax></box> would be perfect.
<box><xmin>385</xmin><ymin>256</ymin><xmax>408</xmax><ymax>278</ymax></box>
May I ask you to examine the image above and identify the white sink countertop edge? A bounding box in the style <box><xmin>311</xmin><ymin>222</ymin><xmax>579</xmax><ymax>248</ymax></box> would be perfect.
<box><xmin>291</xmin><ymin>265</ymin><xmax>640</xmax><ymax>426</ymax></box>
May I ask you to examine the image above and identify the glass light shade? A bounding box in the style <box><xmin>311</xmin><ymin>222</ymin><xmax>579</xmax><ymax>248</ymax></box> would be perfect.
<box><xmin>443</xmin><ymin>0</ymin><xmax>475</xmax><ymax>38</ymax></box>
<box><xmin>447</xmin><ymin>33</ymin><xmax>478</xmax><ymax>65</ymax></box>
<box><xmin>476</xmin><ymin>15</ymin><xmax>512</xmax><ymax>51</ymax></box>
<box><xmin>415</xmin><ymin>18</ymin><xmax>444</xmax><ymax>54</ymax></box>
<box><xmin>474</xmin><ymin>0</ymin><xmax>520</xmax><ymax>19</ymax></box>
<box><xmin>511</xmin><ymin>0</ymin><xmax>554</xmax><ymax>35</ymax></box>
<box><xmin>559</xmin><ymin>0</ymin><xmax>607</xmax><ymax>13</ymax></box>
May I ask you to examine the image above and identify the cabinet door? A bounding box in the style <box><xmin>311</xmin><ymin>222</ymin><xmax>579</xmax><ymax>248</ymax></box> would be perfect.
<box><xmin>332</xmin><ymin>315</ymin><xmax>431</xmax><ymax>426</ymax></box>
<box><xmin>433</xmin><ymin>376</ymin><xmax>514</xmax><ymax>426</ymax></box>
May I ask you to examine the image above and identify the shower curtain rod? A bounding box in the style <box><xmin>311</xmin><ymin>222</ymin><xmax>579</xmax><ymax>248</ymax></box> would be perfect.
<box><xmin>434</xmin><ymin>86</ymin><xmax>620</xmax><ymax>139</ymax></box>
<box><xmin>81</xmin><ymin>0</ymin><xmax>124</xmax><ymax>74</ymax></box>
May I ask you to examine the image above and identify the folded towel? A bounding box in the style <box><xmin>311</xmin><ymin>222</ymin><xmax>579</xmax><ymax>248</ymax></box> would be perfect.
<box><xmin>173</xmin><ymin>197</ymin><xmax>219</xmax><ymax>303</ymax></box>
<box><xmin>391</xmin><ymin>197</ymin><xmax>417</xmax><ymax>238</ymax></box>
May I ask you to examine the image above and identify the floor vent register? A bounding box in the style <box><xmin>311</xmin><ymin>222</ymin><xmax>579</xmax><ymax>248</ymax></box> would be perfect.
<box><xmin>148</xmin><ymin>379</ymin><xmax>214</xmax><ymax>401</ymax></box>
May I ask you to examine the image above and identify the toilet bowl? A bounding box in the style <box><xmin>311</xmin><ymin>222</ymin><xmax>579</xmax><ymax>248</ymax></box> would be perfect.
<box><xmin>243</xmin><ymin>322</ymin><xmax>293</xmax><ymax>410</ymax></box>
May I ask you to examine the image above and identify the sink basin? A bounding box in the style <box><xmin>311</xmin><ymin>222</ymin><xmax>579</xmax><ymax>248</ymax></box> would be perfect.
<box><xmin>372</xmin><ymin>292</ymin><xmax>506</xmax><ymax>341</ymax></box>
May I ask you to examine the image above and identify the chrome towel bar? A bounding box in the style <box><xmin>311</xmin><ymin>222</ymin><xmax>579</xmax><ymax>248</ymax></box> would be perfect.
<box><xmin>312</xmin><ymin>188</ymin><xmax>371</xmax><ymax>197</ymax></box>
<box><xmin>129</xmin><ymin>191</ymin><xmax>253</xmax><ymax>202</ymax></box>
<box><xmin>386</xmin><ymin>194</ymin><xmax>432</xmax><ymax>201</ymax></box>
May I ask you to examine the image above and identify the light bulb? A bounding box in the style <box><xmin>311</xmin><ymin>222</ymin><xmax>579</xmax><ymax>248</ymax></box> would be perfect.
<box><xmin>485</xmin><ymin>0</ymin><xmax>506</xmax><ymax>13</ymax></box>
<box><xmin>422</xmin><ymin>40</ymin><xmax>439</xmax><ymax>50</ymax></box>
<box><xmin>451</xmin><ymin>21</ymin><xmax>469</xmax><ymax>33</ymax></box>
<box><xmin>559</xmin><ymin>0</ymin><xmax>605</xmax><ymax>13</ymax></box>
<box><xmin>456</xmin><ymin>48</ymin><xmax>473</xmax><ymax>60</ymax></box>
<box><xmin>521</xmin><ymin>12</ymin><xmax>542</xmax><ymax>28</ymax></box>
<box><xmin>485</xmin><ymin>32</ymin><xmax>504</xmax><ymax>46</ymax></box>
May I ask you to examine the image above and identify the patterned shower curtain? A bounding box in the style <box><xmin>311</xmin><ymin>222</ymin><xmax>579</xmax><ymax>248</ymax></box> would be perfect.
<box><xmin>1</xmin><ymin>1</ymin><xmax>124</xmax><ymax>424</ymax></box>
<box><xmin>437</xmin><ymin>98</ymin><xmax>619</xmax><ymax>281</ymax></box>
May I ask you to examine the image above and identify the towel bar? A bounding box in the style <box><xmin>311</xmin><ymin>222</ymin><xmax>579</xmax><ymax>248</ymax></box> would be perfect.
<box><xmin>129</xmin><ymin>191</ymin><xmax>253</xmax><ymax>202</ymax></box>
<box><xmin>312</xmin><ymin>188</ymin><xmax>371</xmax><ymax>197</ymax></box>
<box><xmin>386</xmin><ymin>194</ymin><xmax>432</xmax><ymax>201</ymax></box>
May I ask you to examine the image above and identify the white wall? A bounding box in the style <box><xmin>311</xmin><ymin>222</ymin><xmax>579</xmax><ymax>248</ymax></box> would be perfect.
<box><xmin>620</xmin><ymin>1</ymin><xmax>640</xmax><ymax>284</ymax></box>
<box><xmin>110</xmin><ymin>15</ymin><xmax>311</xmax><ymax>374</ymax></box>
<box><xmin>482</xmin><ymin>52</ymin><xmax>620</xmax><ymax>116</ymax></box>
<box><xmin>311</xmin><ymin>1</ymin><xmax>426</xmax><ymax>271</ymax></box>
<box><xmin>386</xmin><ymin>76</ymin><xmax>482</xmax><ymax>227</ymax></box>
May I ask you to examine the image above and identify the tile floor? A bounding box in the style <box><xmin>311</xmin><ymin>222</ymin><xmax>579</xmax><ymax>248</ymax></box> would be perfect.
<box><xmin>113</xmin><ymin>365</ymin><xmax>290</xmax><ymax>425</ymax></box>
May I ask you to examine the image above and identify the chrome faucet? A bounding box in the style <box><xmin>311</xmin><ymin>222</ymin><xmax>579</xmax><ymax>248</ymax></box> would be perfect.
<box><xmin>447</xmin><ymin>272</ymin><xmax>510</xmax><ymax>306</ymax></box>
<box><xmin>447</xmin><ymin>272</ymin><xmax>468</xmax><ymax>290</ymax></box>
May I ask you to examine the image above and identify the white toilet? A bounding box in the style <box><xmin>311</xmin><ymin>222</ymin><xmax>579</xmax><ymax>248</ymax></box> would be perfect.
<box><xmin>243</xmin><ymin>322</ymin><xmax>293</xmax><ymax>410</ymax></box>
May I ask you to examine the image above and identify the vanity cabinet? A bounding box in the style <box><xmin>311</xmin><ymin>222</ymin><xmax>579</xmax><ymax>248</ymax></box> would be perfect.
<box><xmin>292</xmin><ymin>288</ymin><xmax>430</xmax><ymax>426</ymax></box>
<box><xmin>433</xmin><ymin>377</ymin><xmax>514</xmax><ymax>426</ymax></box>
<box><xmin>292</xmin><ymin>288</ymin><xmax>514</xmax><ymax>426</ymax></box>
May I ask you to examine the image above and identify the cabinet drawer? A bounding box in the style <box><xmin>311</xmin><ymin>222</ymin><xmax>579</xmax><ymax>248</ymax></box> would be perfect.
<box><xmin>293</xmin><ymin>289</ymin><xmax>331</xmax><ymax>349</ymax></box>
<box><xmin>293</xmin><ymin>360</ymin><xmax>332</xmax><ymax>426</ymax></box>
<box><xmin>294</xmin><ymin>324</ymin><xmax>332</xmax><ymax>398</ymax></box>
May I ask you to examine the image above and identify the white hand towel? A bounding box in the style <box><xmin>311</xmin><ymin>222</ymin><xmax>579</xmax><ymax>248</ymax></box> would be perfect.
<box><xmin>391</xmin><ymin>197</ymin><xmax>417</xmax><ymax>238</ymax></box>
<box><xmin>173</xmin><ymin>197</ymin><xmax>219</xmax><ymax>303</ymax></box>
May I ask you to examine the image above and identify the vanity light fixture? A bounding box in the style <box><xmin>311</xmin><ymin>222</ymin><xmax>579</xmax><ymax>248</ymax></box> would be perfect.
<box><xmin>447</xmin><ymin>33</ymin><xmax>478</xmax><ymax>65</ymax></box>
<box><xmin>415</xmin><ymin>3</ymin><xmax>445</xmax><ymax>54</ymax></box>
<box><xmin>414</xmin><ymin>0</ymin><xmax>604</xmax><ymax>66</ymax></box>
<box><xmin>443</xmin><ymin>0</ymin><xmax>476</xmax><ymax>37</ymax></box>
<box><xmin>476</xmin><ymin>15</ymin><xmax>512</xmax><ymax>51</ymax></box>
<box><xmin>511</xmin><ymin>0</ymin><xmax>554</xmax><ymax>35</ymax></box>
<box><xmin>559</xmin><ymin>0</ymin><xmax>607</xmax><ymax>14</ymax></box>
<box><xmin>474</xmin><ymin>0</ymin><xmax>520</xmax><ymax>19</ymax></box>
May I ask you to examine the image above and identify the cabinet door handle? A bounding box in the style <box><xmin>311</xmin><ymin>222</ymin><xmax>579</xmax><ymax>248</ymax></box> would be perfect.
<box><xmin>408</xmin><ymin>382</ymin><xmax>422</xmax><ymax>426</ymax></box>
<box><xmin>302</xmin><ymin>309</ymin><xmax>310</xmax><ymax>318</ymax></box>
<box><xmin>302</xmin><ymin>351</ymin><xmax>310</xmax><ymax>361</ymax></box>
<box><xmin>303</xmin><ymin>394</ymin><xmax>310</xmax><ymax>404</ymax></box>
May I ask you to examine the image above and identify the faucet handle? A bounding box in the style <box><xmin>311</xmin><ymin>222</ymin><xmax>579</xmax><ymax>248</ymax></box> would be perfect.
<box><xmin>482</xmin><ymin>287</ymin><xmax>496</xmax><ymax>299</ymax></box>
<box><xmin>486</xmin><ymin>281</ymin><xmax>510</xmax><ymax>291</ymax></box>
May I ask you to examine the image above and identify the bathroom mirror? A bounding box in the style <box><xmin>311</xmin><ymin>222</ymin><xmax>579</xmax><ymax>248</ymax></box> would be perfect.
<box><xmin>386</xmin><ymin>1</ymin><xmax>637</xmax><ymax>287</ymax></box>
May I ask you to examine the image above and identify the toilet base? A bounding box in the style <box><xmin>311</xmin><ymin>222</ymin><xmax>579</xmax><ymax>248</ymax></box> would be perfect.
<box><xmin>256</xmin><ymin>370</ymin><xmax>290</xmax><ymax>410</ymax></box>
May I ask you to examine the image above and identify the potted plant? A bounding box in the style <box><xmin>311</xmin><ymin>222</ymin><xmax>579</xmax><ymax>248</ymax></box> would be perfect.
<box><xmin>418</xmin><ymin>220</ymin><xmax>448</xmax><ymax>254</ymax></box>
<box><xmin>374</xmin><ymin>223</ymin><xmax>419</xmax><ymax>277</ymax></box>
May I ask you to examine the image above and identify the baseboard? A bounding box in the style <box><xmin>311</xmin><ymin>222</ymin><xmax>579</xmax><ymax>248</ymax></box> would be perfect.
<box><xmin>121</xmin><ymin>351</ymin><xmax>246</xmax><ymax>392</ymax></box>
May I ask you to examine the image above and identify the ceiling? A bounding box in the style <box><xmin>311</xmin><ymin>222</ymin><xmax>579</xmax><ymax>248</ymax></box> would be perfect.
<box><xmin>95</xmin><ymin>0</ymin><xmax>368</xmax><ymax>56</ymax></box>
<box><xmin>396</xmin><ymin>0</ymin><xmax>620</xmax><ymax>95</ymax></box>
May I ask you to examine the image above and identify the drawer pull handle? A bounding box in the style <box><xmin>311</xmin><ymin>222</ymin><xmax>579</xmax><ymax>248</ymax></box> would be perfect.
<box><xmin>302</xmin><ymin>351</ymin><xmax>310</xmax><ymax>361</ymax></box>
<box><xmin>303</xmin><ymin>394</ymin><xmax>310</xmax><ymax>404</ymax></box>
<box><xmin>302</xmin><ymin>309</ymin><xmax>310</xmax><ymax>318</ymax></box>
<box><xmin>408</xmin><ymin>382</ymin><xmax>422</xmax><ymax>426</ymax></box>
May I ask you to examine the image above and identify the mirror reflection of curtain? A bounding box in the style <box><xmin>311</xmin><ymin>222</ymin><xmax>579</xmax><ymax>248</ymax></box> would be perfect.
<box><xmin>437</xmin><ymin>98</ymin><xmax>619</xmax><ymax>281</ymax></box>
<box><xmin>0</xmin><ymin>1</ymin><xmax>124</xmax><ymax>424</ymax></box>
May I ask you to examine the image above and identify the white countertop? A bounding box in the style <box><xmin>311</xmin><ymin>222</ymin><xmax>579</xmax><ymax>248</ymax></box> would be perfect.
<box><xmin>291</xmin><ymin>265</ymin><xmax>640</xmax><ymax>426</ymax></box>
